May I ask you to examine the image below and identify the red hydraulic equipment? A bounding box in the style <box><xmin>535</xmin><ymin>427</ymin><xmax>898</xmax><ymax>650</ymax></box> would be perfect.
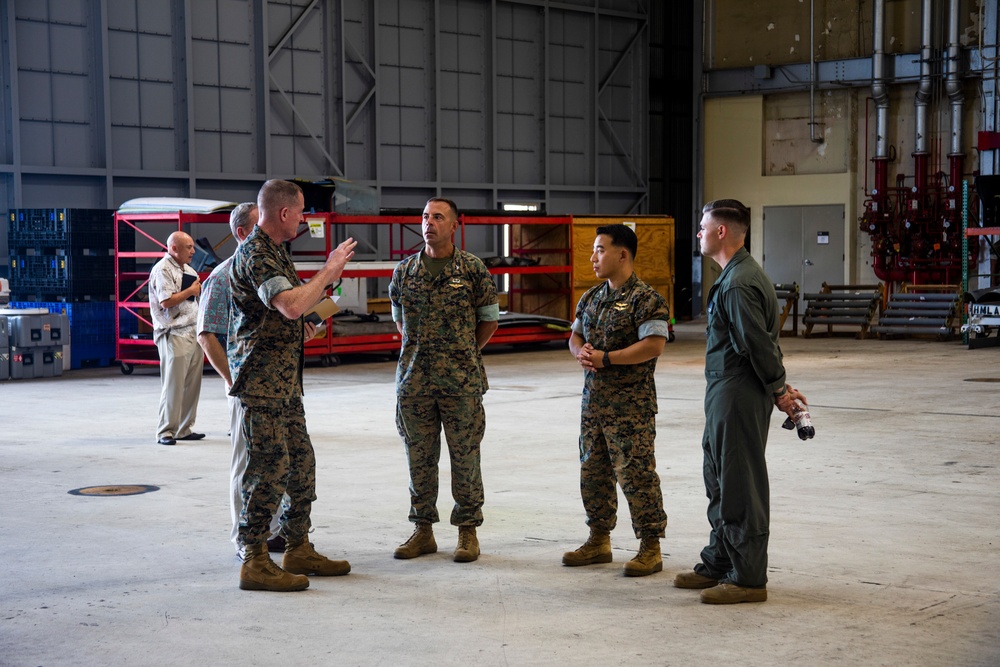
<box><xmin>860</xmin><ymin>141</ymin><xmax>972</xmax><ymax>288</ymax></box>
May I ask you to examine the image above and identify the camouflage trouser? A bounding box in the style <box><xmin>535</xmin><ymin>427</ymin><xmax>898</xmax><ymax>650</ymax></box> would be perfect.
<box><xmin>579</xmin><ymin>401</ymin><xmax>667</xmax><ymax>539</ymax></box>
<box><xmin>396</xmin><ymin>395</ymin><xmax>485</xmax><ymax>526</ymax></box>
<box><xmin>235</xmin><ymin>395</ymin><xmax>316</xmax><ymax>550</ymax></box>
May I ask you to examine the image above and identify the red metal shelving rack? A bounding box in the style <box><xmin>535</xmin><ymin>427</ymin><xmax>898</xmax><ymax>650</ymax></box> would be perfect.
<box><xmin>114</xmin><ymin>211</ymin><xmax>573</xmax><ymax>371</ymax></box>
<box><xmin>114</xmin><ymin>210</ymin><xmax>230</xmax><ymax>373</ymax></box>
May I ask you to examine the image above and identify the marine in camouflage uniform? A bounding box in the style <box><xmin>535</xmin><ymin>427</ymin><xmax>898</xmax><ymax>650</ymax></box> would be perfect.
<box><xmin>389</xmin><ymin>197</ymin><xmax>499</xmax><ymax>562</ymax></box>
<box><xmin>228</xmin><ymin>179</ymin><xmax>357</xmax><ymax>591</ymax></box>
<box><xmin>229</xmin><ymin>223</ymin><xmax>315</xmax><ymax>550</ymax></box>
<box><xmin>565</xmin><ymin>224</ymin><xmax>669</xmax><ymax>577</ymax></box>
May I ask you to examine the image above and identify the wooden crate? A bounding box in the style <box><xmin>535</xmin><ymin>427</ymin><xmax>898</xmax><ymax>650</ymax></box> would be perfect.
<box><xmin>571</xmin><ymin>216</ymin><xmax>675</xmax><ymax>317</ymax></box>
<box><xmin>508</xmin><ymin>221</ymin><xmax>572</xmax><ymax>320</ymax></box>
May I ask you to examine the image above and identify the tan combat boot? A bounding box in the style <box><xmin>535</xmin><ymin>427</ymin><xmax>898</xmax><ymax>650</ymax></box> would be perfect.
<box><xmin>561</xmin><ymin>529</ymin><xmax>612</xmax><ymax>566</ymax></box>
<box><xmin>700</xmin><ymin>582</ymin><xmax>767</xmax><ymax>604</ymax></box>
<box><xmin>673</xmin><ymin>570</ymin><xmax>721</xmax><ymax>589</ymax></box>
<box><xmin>282</xmin><ymin>538</ymin><xmax>351</xmax><ymax>576</ymax></box>
<box><xmin>240</xmin><ymin>543</ymin><xmax>309</xmax><ymax>591</ymax></box>
<box><xmin>623</xmin><ymin>537</ymin><xmax>663</xmax><ymax>577</ymax></box>
<box><xmin>393</xmin><ymin>522</ymin><xmax>437</xmax><ymax>559</ymax></box>
<box><xmin>453</xmin><ymin>525</ymin><xmax>480</xmax><ymax>562</ymax></box>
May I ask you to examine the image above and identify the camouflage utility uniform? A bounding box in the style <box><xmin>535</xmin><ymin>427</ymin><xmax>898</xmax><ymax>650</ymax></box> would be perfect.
<box><xmin>389</xmin><ymin>249</ymin><xmax>499</xmax><ymax>526</ymax></box>
<box><xmin>228</xmin><ymin>226</ymin><xmax>314</xmax><ymax>551</ymax></box>
<box><xmin>573</xmin><ymin>273</ymin><xmax>670</xmax><ymax>539</ymax></box>
<box><xmin>698</xmin><ymin>247</ymin><xmax>786</xmax><ymax>588</ymax></box>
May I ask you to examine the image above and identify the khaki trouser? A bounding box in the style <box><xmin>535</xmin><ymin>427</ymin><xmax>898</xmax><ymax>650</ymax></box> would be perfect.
<box><xmin>155</xmin><ymin>331</ymin><xmax>203</xmax><ymax>439</ymax></box>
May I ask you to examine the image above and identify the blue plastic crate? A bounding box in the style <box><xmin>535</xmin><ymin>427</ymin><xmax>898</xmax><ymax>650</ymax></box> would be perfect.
<box><xmin>70</xmin><ymin>340</ymin><xmax>116</xmax><ymax>369</ymax></box>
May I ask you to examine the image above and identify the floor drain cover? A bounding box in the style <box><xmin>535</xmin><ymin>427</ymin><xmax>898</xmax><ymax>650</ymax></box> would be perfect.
<box><xmin>68</xmin><ymin>485</ymin><xmax>160</xmax><ymax>496</ymax></box>
<box><xmin>964</xmin><ymin>378</ymin><xmax>1000</xmax><ymax>383</ymax></box>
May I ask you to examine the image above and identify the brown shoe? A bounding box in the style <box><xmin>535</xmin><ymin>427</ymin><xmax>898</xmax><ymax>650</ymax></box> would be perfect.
<box><xmin>394</xmin><ymin>522</ymin><xmax>437</xmax><ymax>559</ymax></box>
<box><xmin>673</xmin><ymin>570</ymin><xmax>722</xmax><ymax>589</ymax></box>
<box><xmin>239</xmin><ymin>544</ymin><xmax>309</xmax><ymax>592</ymax></box>
<box><xmin>453</xmin><ymin>525</ymin><xmax>480</xmax><ymax>563</ymax></box>
<box><xmin>700</xmin><ymin>582</ymin><xmax>767</xmax><ymax>604</ymax></box>
<box><xmin>623</xmin><ymin>537</ymin><xmax>662</xmax><ymax>577</ymax></box>
<box><xmin>282</xmin><ymin>539</ymin><xmax>351</xmax><ymax>576</ymax></box>
<box><xmin>562</xmin><ymin>529</ymin><xmax>612</xmax><ymax>566</ymax></box>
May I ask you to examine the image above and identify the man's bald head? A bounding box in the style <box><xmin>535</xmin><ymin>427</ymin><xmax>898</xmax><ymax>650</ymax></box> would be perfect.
<box><xmin>167</xmin><ymin>231</ymin><xmax>196</xmax><ymax>266</ymax></box>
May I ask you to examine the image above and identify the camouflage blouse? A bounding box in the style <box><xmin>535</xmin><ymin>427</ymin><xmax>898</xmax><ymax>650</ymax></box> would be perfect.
<box><xmin>227</xmin><ymin>226</ymin><xmax>304</xmax><ymax>399</ymax></box>
<box><xmin>573</xmin><ymin>272</ymin><xmax>670</xmax><ymax>412</ymax></box>
<box><xmin>390</xmin><ymin>249</ymin><xmax>499</xmax><ymax>397</ymax></box>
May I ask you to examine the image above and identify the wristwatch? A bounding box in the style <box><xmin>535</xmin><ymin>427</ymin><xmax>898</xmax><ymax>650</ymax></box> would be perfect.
<box><xmin>603</xmin><ymin>350</ymin><xmax>612</xmax><ymax>368</ymax></box>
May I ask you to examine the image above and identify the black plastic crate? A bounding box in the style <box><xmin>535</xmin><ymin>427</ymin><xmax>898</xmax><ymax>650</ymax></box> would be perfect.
<box><xmin>7</xmin><ymin>208</ymin><xmax>124</xmax><ymax>253</ymax></box>
<box><xmin>10</xmin><ymin>253</ymin><xmax>117</xmax><ymax>302</ymax></box>
<box><xmin>10</xmin><ymin>254</ymin><xmax>68</xmax><ymax>283</ymax></box>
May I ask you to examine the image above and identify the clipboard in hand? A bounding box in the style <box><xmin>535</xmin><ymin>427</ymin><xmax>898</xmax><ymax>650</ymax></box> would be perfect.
<box><xmin>304</xmin><ymin>296</ymin><xmax>340</xmax><ymax>326</ymax></box>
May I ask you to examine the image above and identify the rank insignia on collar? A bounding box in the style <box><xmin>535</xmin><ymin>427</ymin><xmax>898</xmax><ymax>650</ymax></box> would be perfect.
<box><xmin>449</xmin><ymin>277</ymin><xmax>465</xmax><ymax>288</ymax></box>
<box><xmin>613</xmin><ymin>301</ymin><xmax>629</xmax><ymax>311</ymax></box>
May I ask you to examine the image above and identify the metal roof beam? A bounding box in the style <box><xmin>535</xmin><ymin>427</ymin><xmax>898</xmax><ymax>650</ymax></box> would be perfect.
<box><xmin>703</xmin><ymin>50</ymin><xmax>984</xmax><ymax>97</ymax></box>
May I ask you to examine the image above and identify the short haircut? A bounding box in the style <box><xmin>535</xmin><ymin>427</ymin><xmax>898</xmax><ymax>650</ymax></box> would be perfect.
<box><xmin>229</xmin><ymin>202</ymin><xmax>257</xmax><ymax>238</ymax></box>
<box><xmin>426</xmin><ymin>197</ymin><xmax>459</xmax><ymax>219</ymax></box>
<box><xmin>595</xmin><ymin>223</ymin><xmax>638</xmax><ymax>260</ymax></box>
<box><xmin>703</xmin><ymin>199</ymin><xmax>750</xmax><ymax>234</ymax></box>
<box><xmin>257</xmin><ymin>179</ymin><xmax>302</xmax><ymax>216</ymax></box>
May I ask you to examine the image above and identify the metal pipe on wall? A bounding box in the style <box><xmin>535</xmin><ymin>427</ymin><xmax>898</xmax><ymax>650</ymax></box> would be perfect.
<box><xmin>945</xmin><ymin>0</ymin><xmax>965</xmax><ymax>187</ymax></box>
<box><xmin>809</xmin><ymin>0</ymin><xmax>823</xmax><ymax>143</ymax></box>
<box><xmin>872</xmin><ymin>0</ymin><xmax>890</xmax><ymax>194</ymax></box>
<box><xmin>913</xmin><ymin>0</ymin><xmax>933</xmax><ymax>193</ymax></box>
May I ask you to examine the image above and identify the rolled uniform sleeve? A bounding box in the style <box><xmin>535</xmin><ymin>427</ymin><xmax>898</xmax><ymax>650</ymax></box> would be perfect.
<box><xmin>246</xmin><ymin>249</ymin><xmax>296</xmax><ymax>308</ymax></box>
<box><xmin>259</xmin><ymin>275</ymin><xmax>295</xmax><ymax>307</ymax></box>
<box><xmin>472</xmin><ymin>261</ymin><xmax>500</xmax><ymax>321</ymax></box>
<box><xmin>638</xmin><ymin>319</ymin><xmax>670</xmax><ymax>340</ymax></box>
<box><xmin>477</xmin><ymin>303</ymin><xmax>500</xmax><ymax>322</ymax></box>
<box><xmin>633</xmin><ymin>288</ymin><xmax>671</xmax><ymax>340</ymax></box>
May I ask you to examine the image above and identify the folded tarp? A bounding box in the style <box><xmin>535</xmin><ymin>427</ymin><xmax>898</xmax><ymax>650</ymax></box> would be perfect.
<box><xmin>117</xmin><ymin>197</ymin><xmax>237</xmax><ymax>214</ymax></box>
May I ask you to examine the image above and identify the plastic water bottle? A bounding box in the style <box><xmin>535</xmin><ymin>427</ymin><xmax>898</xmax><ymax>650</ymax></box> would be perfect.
<box><xmin>781</xmin><ymin>404</ymin><xmax>815</xmax><ymax>440</ymax></box>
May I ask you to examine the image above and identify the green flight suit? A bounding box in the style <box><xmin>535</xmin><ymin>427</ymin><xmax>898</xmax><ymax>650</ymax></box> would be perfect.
<box><xmin>697</xmin><ymin>247</ymin><xmax>787</xmax><ymax>588</ymax></box>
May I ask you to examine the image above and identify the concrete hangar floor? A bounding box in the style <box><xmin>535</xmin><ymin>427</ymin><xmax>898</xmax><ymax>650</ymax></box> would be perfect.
<box><xmin>2</xmin><ymin>320</ymin><xmax>997</xmax><ymax>666</ymax></box>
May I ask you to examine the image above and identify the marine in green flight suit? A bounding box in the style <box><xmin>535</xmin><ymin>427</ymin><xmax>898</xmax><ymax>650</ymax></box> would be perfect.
<box><xmin>673</xmin><ymin>199</ymin><xmax>809</xmax><ymax>605</ymax></box>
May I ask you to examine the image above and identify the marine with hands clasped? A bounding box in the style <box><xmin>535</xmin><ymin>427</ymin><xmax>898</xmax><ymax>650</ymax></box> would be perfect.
<box><xmin>389</xmin><ymin>197</ymin><xmax>500</xmax><ymax>563</ymax></box>
<box><xmin>564</xmin><ymin>223</ymin><xmax>671</xmax><ymax>577</ymax></box>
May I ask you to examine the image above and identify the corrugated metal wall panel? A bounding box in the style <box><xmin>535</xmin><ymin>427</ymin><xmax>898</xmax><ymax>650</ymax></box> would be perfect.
<box><xmin>0</xmin><ymin>0</ymin><xmax>652</xmax><ymax>221</ymax></box>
